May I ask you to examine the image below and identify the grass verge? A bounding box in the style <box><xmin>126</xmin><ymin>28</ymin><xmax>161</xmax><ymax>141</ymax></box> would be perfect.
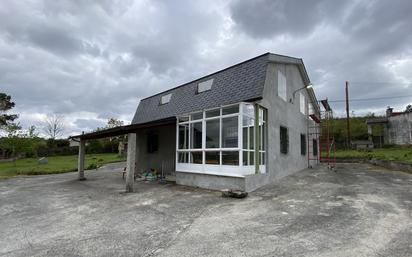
<box><xmin>0</xmin><ymin>153</ymin><xmax>126</xmax><ymax>179</ymax></box>
<box><xmin>334</xmin><ymin>146</ymin><xmax>412</xmax><ymax>165</ymax></box>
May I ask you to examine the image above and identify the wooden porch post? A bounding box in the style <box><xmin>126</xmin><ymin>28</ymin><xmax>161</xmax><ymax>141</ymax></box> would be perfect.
<box><xmin>78</xmin><ymin>139</ymin><xmax>86</xmax><ymax>180</ymax></box>
<box><xmin>125</xmin><ymin>133</ymin><xmax>137</xmax><ymax>192</ymax></box>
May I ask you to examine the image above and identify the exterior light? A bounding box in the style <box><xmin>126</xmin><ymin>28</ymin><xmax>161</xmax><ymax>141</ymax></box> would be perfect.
<box><xmin>290</xmin><ymin>83</ymin><xmax>314</xmax><ymax>103</ymax></box>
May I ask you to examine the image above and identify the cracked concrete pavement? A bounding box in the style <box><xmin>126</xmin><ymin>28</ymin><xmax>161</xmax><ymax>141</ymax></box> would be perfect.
<box><xmin>0</xmin><ymin>163</ymin><xmax>411</xmax><ymax>256</ymax></box>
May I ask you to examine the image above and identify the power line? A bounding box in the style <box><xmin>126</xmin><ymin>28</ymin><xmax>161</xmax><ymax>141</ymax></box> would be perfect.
<box><xmin>350</xmin><ymin>81</ymin><xmax>412</xmax><ymax>85</ymax></box>
<box><xmin>328</xmin><ymin>94</ymin><xmax>412</xmax><ymax>103</ymax></box>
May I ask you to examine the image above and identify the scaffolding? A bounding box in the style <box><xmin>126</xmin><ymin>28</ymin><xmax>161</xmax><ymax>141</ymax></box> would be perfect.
<box><xmin>307</xmin><ymin>99</ymin><xmax>336</xmax><ymax>169</ymax></box>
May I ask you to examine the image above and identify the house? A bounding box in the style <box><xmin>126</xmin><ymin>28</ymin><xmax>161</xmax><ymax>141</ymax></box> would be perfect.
<box><xmin>366</xmin><ymin>106</ymin><xmax>412</xmax><ymax>146</ymax></box>
<box><xmin>351</xmin><ymin>140</ymin><xmax>374</xmax><ymax>150</ymax></box>
<box><xmin>71</xmin><ymin>53</ymin><xmax>322</xmax><ymax>192</ymax></box>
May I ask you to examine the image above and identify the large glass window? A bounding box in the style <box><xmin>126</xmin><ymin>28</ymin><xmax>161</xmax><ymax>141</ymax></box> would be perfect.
<box><xmin>205</xmin><ymin>151</ymin><xmax>220</xmax><ymax>165</ymax></box>
<box><xmin>222</xmin><ymin>116</ymin><xmax>238</xmax><ymax>148</ymax></box>
<box><xmin>176</xmin><ymin>103</ymin><xmax>267</xmax><ymax>174</ymax></box>
<box><xmin>258</xmin><ymin>107</ymin><xmax>267</xmax><ymax>165</ymax></box>
<box><xmin>190</xmin><ymin>122</ymin><xmax>202</xmax><ymax>149</ymax></box>
<box><xmin>190</xmin><ymin>152</ymin><xmax>202</xmax><ymax>164</ymax></box>
<box><xmin>178</xmin><ymin>124</ymin><xmax>189</xmax><ymax>149</ymax></box>
<box><xmin>242</xmin><ymin>104</ymin><xmax>255</xmax><ymax>166</ymax></box>
<box><xmin>222</xmin><ymin>105</ymin><xmax>239</xmax><ymax>115</ymax></box>
<box><xmin>178</xmin><ymin>152</ymin><xmax>189</xmax><ymax>163</ymax></box>
<box><xmin>206</xmin><ymin>109</ymin><xmax>220</xmax><ymax>118</ymax></box>
<box><xmin>222</xmin><ymin>151</ymin><xmax>239</xmax><ymax>165</ymax></box>
<box><xmin>206</xmin><ymin>119</ymin><xmax>220</xmax><ymax>148</ymax></box>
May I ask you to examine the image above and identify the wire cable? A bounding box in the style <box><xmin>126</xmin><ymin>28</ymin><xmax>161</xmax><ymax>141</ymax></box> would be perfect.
<box><xmin>328</xmin><ymin>94</ymin><xmax>412</xmax><ymax>103</ymax></box>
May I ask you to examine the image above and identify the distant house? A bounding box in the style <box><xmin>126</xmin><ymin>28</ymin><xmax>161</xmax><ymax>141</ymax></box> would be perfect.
<box><xmin>71</xmin><ymin>53</ymin><xmax>322</xmax><ymax>192</ymax></box>
<box><xmin>351</xmin><ymin>140</ymin><xmax>373</xmax><ymax>150</ymax></box>
<box><xmin>367</xmin><ymin>107</ymin><xmax>412</xmax><ymax>146</ymax></box>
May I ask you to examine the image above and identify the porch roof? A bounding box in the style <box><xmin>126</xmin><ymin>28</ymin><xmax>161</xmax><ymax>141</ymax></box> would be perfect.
<box><xmin>69</xmin><ymin>117</ymin><xmax>176</xmax><ymax>140</ymax></box>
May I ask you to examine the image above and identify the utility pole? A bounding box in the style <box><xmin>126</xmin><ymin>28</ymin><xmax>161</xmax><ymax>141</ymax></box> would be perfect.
<box><xmin>345</xmin><ymin>81</ymin><xmax>351</xmax><ymax>149</ymax></box>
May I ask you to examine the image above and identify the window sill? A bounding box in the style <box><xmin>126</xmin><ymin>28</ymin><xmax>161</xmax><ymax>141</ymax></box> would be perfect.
<box><xmin>176</xmin><ymin>163</ymin><xmax>259</xmax><ymax>177</ymax></box>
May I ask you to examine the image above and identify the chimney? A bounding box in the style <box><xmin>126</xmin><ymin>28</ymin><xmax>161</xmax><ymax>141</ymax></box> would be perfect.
<box><xmin>386</xmin><ymin>106</ymin><xmax>393</xmax><ymax>117</ymax></box>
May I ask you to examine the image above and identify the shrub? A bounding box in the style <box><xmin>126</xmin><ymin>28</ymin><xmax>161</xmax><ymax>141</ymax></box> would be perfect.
<box><xmin>86</xmin><ymin>163</ymin><xmax>98</xmax><ymax>170</ymax></box>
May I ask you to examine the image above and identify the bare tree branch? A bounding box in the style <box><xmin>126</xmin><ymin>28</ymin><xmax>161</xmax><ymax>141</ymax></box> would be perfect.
<box><xmin>43</xmin><ymin>114</ymin><xmax>65</xmax><ymax>139</ymax></box>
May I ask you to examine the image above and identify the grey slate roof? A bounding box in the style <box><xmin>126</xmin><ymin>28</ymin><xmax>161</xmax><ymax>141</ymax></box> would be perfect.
<box><xmin>132</xmin><ymin>53</ymin><xmax>270</xmax><ymax>124</ymax></box>
<box><xmin>131</xmin><ymin>52</ymin><xmax>315</xmax><ymax>124</ymax></box>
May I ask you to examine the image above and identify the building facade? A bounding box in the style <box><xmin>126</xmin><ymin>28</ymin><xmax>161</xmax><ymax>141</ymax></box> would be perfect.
<box><xmin>130</xmin><ymin>53</ymin><xmax>321</xmax><ymax>191</ymax></box>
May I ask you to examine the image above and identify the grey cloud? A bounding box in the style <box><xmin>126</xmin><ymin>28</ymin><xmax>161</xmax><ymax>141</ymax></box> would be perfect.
<box><xmin>228</xmin><ymin>0</ymin><xmax>412</xmax><ymax>115</ymax></box>
<box><xmin>1</xmin><ymin>0</ymin><xmax>412</xmax><ymax>137</ymax></box>
<box><xmin>230</xmin><ymin>0</ymin><xmax>349</xmax><ymax>38</ymax></box>
<box><xmin>74</xmin><ymin>118</ymin><xmax>106</xmax><ymax>131</ymax></box>
<box><xmin>27</xmin><ymin>24</ymin><xmax>83</xmax><ymax>56</ymax></box>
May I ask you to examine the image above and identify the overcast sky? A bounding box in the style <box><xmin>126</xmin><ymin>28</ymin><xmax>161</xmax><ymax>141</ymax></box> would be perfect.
<box><xmin>1</xmin><ymin>0</ymin><xmax>412</xmax><ymax>137</ymax></box>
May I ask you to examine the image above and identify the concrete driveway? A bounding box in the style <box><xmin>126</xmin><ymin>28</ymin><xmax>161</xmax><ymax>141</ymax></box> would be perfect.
<box><xmin>0</xmin><ymin>163</ymin><xmax>411</xmax><ymax>257</ymax></box>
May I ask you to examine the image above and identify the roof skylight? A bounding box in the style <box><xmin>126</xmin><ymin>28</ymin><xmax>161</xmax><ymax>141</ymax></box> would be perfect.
<box><xmin>197</xmin><ymin>79</ymin><xmax>213</xmax><ymax>93</ymax></box>
<box><xmin>160</xmin><ymin>93</ymin><xmax>172</xmax><ymax>105</ymax></box>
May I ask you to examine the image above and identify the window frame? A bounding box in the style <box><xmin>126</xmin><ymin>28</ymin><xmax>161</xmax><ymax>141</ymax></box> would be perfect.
<box><xmin>280</xmin><ymin>126</ymin><xmax>289</xmax><ymax>155</ymax></box>
<box><xmin>313</xmin><ymin>139</ymin><xmax>318</xmax><ymax>156</ymax></box>
<box><xmin>278</xmin><ymin>70</ymin><xmax>287</xmax><ymax>101</ymax></box>
<box><xmin>300</xmin><ymin>133</ymin><xmax>307</xmax><ymax>155</ymax></box>
<box><xmin>176</xmin><ymin>102</ymin><xmax>267</xmax><ymax>176</ymax></box>
<box><xmin>300</xmin><ymin>92</ymin><xmax>306</xmax><ymax>115</ymax></box>
<box><xmin>160</xmin><ymin>93</ymin><xmax>172</xmax><ymax>105</ymax></box>
<box><xmin>197</xmin><ymin>79</ymin><xmax>214</xmax><ymax>94</ymax></box>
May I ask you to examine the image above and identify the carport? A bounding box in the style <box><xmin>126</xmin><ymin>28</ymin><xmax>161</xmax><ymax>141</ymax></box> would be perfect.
<box><xmin>70</xmin><ymin>118</ymin><xmax>176</xmax><ymax>192</ymax></box>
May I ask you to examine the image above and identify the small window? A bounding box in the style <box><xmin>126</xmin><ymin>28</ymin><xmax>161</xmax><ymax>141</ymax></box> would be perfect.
<box><xmin>197</xmin><ymin>79</ymin><xmax>213</xmax><ymax>93</ymax></box>
<box><xmin>190</xmin><ymin>152</ymin><xmax>203</xmax><ymax>164</ymax></box>
<box><xmin>178</xmin><ymin>152</ymin><xmax>189</xmax><ymax>163</ymax></box>
<box><xmin>160</xmin><ymin>93</ymin><xmax>172</xmax><ymax>105</ymax></box>
<box><xmin>190</xmin><ymin>112</ymin><xmax>203</xmax><ymax>120</ymax></box>
<box><xmin>313</xmin><ymin>139</ymin><xmax>318</xmax><ymax>156</ymax></box>
<box><xmin>300</xmin><ymin>93</ymin><xmax>306</xmax><ymax>114</ymax></box>
<box><xmin>190</xmin><ymin>122</ymin><xmax>202</xmax><ymax>149</ymax></box>
<box><xmin>308</xmin><ymin>103</ymin><xmax>314</xmax><ymax>115</ymax></box>
<box><xmin>147</xmin><ymin>133</ymin><xmax>158</xmax><ymax>153</ymax></box>
<box><xmin>280</xmin><ymin>126</ymin><xmax>289</xmax><ymax>154</ymax></box>
<box><xmin>205</xmin><ymin>151</ymin><xmax>220</xmax><ymax>164</ymax></box>
<box><xmin>206</xmin><ymin>109</ymin><xmax>220</xmax><ymax>118</ymax></box>
<box><xmin>300</xmin><ymin>134</ymin><xmax>306</xmax><ymax>155</ymax></box>
<box><xmin>178</xmin><ymin>124</ymin><xmax>189</xmax><ymax>149</ymax></box>
<box><xmin>222</xmin><ymin>151</ymin><xmax>239</xmax><ymax>165</ymax></box>
<box><xmin>222</xmin><ymin>116</ymin><xmax>238</xmax><ymax>148</ymax></box>
<box><xmin>222</xmin><ymin>105</ymin><xmax>239</xmax><ymax>115</ymax></box>
<box><xmin>278</xmin><ymin>70</ymin><xmax>287</xmax><ymax>101</ymax></box>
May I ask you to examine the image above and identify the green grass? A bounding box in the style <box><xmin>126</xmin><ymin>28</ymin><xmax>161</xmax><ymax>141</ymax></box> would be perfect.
<box><xmin>0</xmin><ymin>153</ymin><xmax>126</xmax><ymax>179</ymax></box>
<box><xmin>334</xmin><ymin>146</ymin><xmax>412</xmax><ymax>165</ymax></box>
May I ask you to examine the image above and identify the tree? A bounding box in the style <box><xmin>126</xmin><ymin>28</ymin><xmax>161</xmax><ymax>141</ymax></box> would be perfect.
<box><xmin>106</xmin><ymin>118</ymin><xmax>124</xmax><ymax>128</ymax></box>
<box><xmin>43</xmin><ymin>114</ymin><xmax>65</xmax><ymax>139</ymax></box>
<box><xmin>405</xmin><ymin>104</ymin><xmax>412</xmax><ymax>113</ymax></box>
<box><xmin>105</xmin><ymin>118</ymin><xmax>125</xmax><ymax>153</ymax></box>
<box><xmin>0</xmin><ymin>93</ymin><xmax>18</xmax><ymax>127</ymax></box>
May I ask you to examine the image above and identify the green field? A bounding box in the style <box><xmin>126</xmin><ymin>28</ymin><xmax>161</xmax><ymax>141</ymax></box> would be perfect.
<box><xmin>334</xmin><ymin>146</ymin><xmax>412</xmax><ymax>165</ymax></box>
<box><xmin>0</xmin><ymin>153</ymin><xmax>126</xmax><ymax>178</ymax></box>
